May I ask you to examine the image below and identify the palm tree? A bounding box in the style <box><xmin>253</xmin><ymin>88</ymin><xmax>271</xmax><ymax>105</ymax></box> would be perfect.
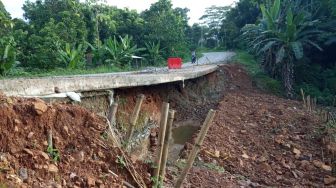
<box><xmin>242</xmin><ymin>0</ymin><xmax>324</xmax><ymax>97</ymax></box>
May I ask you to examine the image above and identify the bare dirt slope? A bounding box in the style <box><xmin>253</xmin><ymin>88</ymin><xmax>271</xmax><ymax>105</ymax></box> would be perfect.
<box><xmin>178</xmin><ymin>64</ymin><xmax>335</xmax><ymax>187</ymax></box>
<box><xmin>0</xmin><ymin>96</ymin><xmax>151</xmax><ymax>187</ymax></box>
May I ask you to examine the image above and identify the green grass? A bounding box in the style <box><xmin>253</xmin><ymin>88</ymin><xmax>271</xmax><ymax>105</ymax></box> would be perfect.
<box><xmin>233</xmin><ymin>51</ymin><xmax>262</xmax><ymax>75</ymax></box>
<box><xmin>0</xmin><ymin>65</ymin><xmax>128</xmax><ymax>79</ymax></box>
<box><xmin>234</xmin><ymin>51</ymin><xmax>283</xmax><ymax>95</ymax></box>
<box><xmin>195</xmin><ymin>160</ymin><xmax>225</xmax><ymax>173</ymax></box>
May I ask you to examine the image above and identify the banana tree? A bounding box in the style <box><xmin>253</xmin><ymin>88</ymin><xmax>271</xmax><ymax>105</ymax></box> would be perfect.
<box><xmin>57</xmin><ymin>43</ymin><xmax>87</xmax><ymax>69</ymax></box>
<box><xmin>104</xmin><ymin>35</ymin><xmax>145</xmax><ymax>68</ymax></box>
<box><xmin>242</xmin><ymin>0</ymin><xmax>324</xmax><ymax>97</ymax></box>
<box><xmin>144</xmin><ymin>41</ymin><xmax>164</xmax><ymax>66</ymax></box>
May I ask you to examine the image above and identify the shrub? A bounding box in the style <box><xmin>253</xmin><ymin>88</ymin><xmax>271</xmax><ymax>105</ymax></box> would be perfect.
<box><xmin>254</xmin><ymin>73</ymin><xmax>282</xmax><ymax>95</ymax></box>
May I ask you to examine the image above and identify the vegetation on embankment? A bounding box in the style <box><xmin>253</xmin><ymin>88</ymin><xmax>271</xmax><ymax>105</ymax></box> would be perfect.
<box><xmin>0</xmin><ymin>65</ymin><xmax>126</xmax><ymax>79</ymax></box>
<box><xmin>220</xmin><ymin>0</ymin><xmax>336</xmax><ymax>106</ymax></box>
<box><xmin>0</xmin><ymin>0</ymin><xmax>200</xmax><ymax>77</ymax></box>
<box><xmin>235</xmin><ymin>49</ymin><xmax>336</xmax><ymax>107</ymax></box>
<box><xmin>234</xmin><ymin>51</ymin><xmax>282</xmax><ymax>96</ymax></box>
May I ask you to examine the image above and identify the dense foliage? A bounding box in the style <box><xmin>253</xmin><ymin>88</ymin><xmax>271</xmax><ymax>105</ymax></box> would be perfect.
<box><xmin>242</xmin><ymin>0</ymin><xmax>326</xmax><ymax>97</ymax></box>
<box><xmin>0</xmin><ymin>0</ymin><xmax>194</xmax><ymax>75</ymax></box>
<box><xmin>215</xmin><ymin>0</ymin><xmax>336</xmax><ymax>105</ymax></box>
<box><xmin>0</xmin><ymin>1</ymin><xmax>17</xmax><ymax>76</ymax></box>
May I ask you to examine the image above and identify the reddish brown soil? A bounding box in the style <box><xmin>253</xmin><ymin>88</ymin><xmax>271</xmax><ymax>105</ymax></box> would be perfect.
<box><xmin>0</xmin><ymin>96</ymin><xmax>151</xmax><ymax>187</ymax></box>
<box><xmin>1</xmin><ymin>64</ymin><xmax>334</xmax><ymax>188</ymax></box>
<box><xmin>177</xmin><ymin>64</ymin><xmax>335</xmax><ymax>187</ymax></box>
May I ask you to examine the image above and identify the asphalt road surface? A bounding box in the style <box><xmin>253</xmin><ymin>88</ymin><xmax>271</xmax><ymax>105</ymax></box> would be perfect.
<box><xmin>183</xmin><ymin>51</ymin><xmax>236</xmax><ymax>67</ymax></box>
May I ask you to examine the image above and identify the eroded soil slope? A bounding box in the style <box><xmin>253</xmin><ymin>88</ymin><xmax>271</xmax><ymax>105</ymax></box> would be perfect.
<box><xmin>179</xmin><ymin>64</ymin><xmax>335</xmax><ymax>187</ymax></box>
<box><xmin>0</xmin><ymin>97</ymin><xmax>150</xmax><ymax>187</ymax></box>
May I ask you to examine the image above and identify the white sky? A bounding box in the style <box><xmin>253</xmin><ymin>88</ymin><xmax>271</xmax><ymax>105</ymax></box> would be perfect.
<box><xmin>2</xmin><ymin>0</ymin><xmax>236</xmax><ymax>25</ymax></box>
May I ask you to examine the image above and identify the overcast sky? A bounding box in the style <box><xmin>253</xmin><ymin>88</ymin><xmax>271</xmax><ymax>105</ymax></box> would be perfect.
<box><xmin>2</xmin><ymin>0</ymin><xmax>236</xmax><ymax>25</ymax></box>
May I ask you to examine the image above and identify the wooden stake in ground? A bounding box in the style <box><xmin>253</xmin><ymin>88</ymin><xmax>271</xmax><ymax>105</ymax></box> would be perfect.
<box><xmin>154</xmin><ymin>102</ymin><xmax>170</xmax><ymax>181</ymax></box>
<box><xmin>300</xmin><ymin>88</ymin><xmax>306</xmax><ymax>108</ymax></box>
<box><xmin>47</xmin><ymin>129</ymin><xmax>53</xmax><ymax>149</ymax></box>
<box><xmin>106</xmin><ymin>96</ymin><xmax>121</xmax><ymax>147</ymax></box>
<box><xmin>126</xmin><ymin>94</ymin><xmax>145</xmax><ymax>145</ymax></box>
<box><xmin>175</xmin><ymin>109</ymin><xmax>216</xmax><ymax>188</ymax></box>
<box><xmin>307</xmin><ymin>95</ymin><xmax>311</xmax><ymax>111</ymax></box>
<box><xmin>323</xmin><ymin>110</ymin><xmax>328</xmax><ymax>122</ymax></box>
<box><xmin>107</xmin><ymin>100</ymin><xmax>119</xmax><ymax>126</ymax></box>
<box><xmin>159</xmin><ymin>110</ymin><xmax>175</xmax><ymax>185</ymax></box>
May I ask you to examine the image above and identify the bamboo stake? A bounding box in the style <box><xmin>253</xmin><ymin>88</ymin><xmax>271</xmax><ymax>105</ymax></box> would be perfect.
<box><xmin>126</xmin><ymin>94</ymin><xmax>145</xmax><ymax>145</ymax></box>
<box><xmin>324</xmin><ymin>111</ymin><xmax>328</xmax><ymax>122</ymax></box>
<box><xmin>307</xmin><ymin>95</ymin><xmax>311</xmax><ymax>111</ymax></box>
<box><xmin>300</xmin><ymin>88</ymin><xmax>306</xmax><ymax>108</ymax></box>
<box><xmin>159</xmin><ymin>110</ymin><xmax>175</xmax><ymax>186</ymax></box>
<box><xmin>107</xmin><ymin>101</ymin><xmax>119</xmax><ymax>126</ymax></box>
<box><xmin>319</xmin><ymin>110</ymin><xmax>324</xmax><ymax>122</ymax></box>
<box><xmin>323</xmin><ymin>111</ymin><xmax>326</xmax><ymax>122</ymax></box>
<box><xmin>154</xmin><ymin>102</ymin><xmax>170</xmax><ymax>181</ymax></box>
<box><xmin>47</xmin><ymin>129</ymin><xmax>53</xmax><ymax>149</ymax></box>
<box><xmin>107</xmin><ymin>101</ymin><xmax>120</xmax><ymax>146</ymax></box>
<box><xmin>105</xmin><ymin>117</ymin><xmax>121</xmax><ymax>148</ymax></box>
<box><xmin>175</xmin><ymin>109</ymin><xmax>216</xmax><ymax>188</ymax></box>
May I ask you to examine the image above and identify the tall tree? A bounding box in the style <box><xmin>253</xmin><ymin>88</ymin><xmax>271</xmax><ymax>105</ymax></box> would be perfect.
<box><xmin>142</xmin><ymin>0</ymin><xmax>188</xmax><ymax>58</ymax></box>
<box><xmin>0</xmin><ymin>0</ymin><xmax>12</xmax><ymax>37</ymax></box>
<box><xmin>188</xmin><ymin>24</ymin><xmax>205</xmax><ymax>48</ymax></box>
<box><xmin>19</xmin><ymin>0</ymin><xmax>88</xmax><ymax>69</ymax></box>
<box><xmin>0</xmin><ymin>0</ymin><xmax>17</xmax><ymax>75</ymax></box>
<box><xmin>200</xmin><ymin>6</ymin><xmax>230</xmax><ymax>48</ymax></box>
<box><xmin>114</xmin><ymin>8</ymin><xmax>144</xmax><ymax>46</ymax></box>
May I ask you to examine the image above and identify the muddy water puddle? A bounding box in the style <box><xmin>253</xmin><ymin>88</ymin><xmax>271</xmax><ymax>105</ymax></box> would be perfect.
<box><xmin>168</xmin><ymin>121</ymin><xmax>200</xmax><ymax>161</ymax></box>
<box><xmin>172</xmin><ymin>126</ymin><xmax>199</xmax><ymax>145</ymax></box>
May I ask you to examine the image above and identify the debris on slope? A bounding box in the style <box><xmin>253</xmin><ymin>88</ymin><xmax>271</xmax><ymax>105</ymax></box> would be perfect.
<box><xmin>175</xmin><ymin>64</ymin><xmax>335</xmax><ymax>187</ymax></box>
<box><xmin>0</xmin><ymin>95</ymin><xmax>150</xmax><ymax>187</ymax></box>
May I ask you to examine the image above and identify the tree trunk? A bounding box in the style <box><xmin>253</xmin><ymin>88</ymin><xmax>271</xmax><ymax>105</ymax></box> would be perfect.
<box><xmin>262</xmin><ymin>50</ymin><xmax>276</xmax><ymax>78</ymax></box>
<box><xmin>282</xmin><ymin>61</ymin><xmax>294</xmax><ymax>98</ymax></box>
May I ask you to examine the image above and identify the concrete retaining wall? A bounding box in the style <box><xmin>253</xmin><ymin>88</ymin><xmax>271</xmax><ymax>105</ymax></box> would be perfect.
<box><xmin>0</xmin><ymin>65</ymin><xmax>218</xmax><ymax>96</ymax></box>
